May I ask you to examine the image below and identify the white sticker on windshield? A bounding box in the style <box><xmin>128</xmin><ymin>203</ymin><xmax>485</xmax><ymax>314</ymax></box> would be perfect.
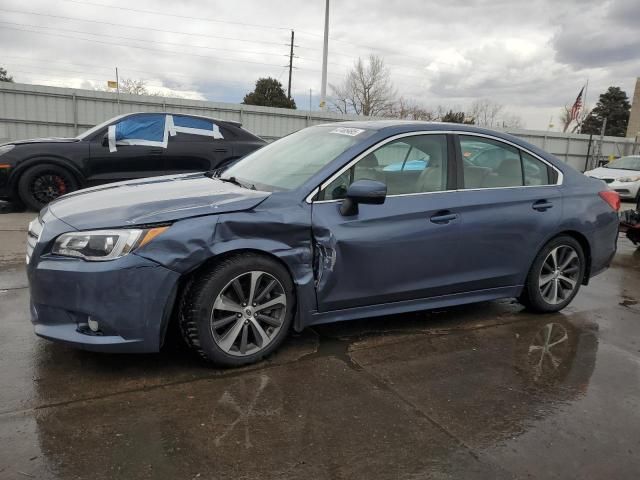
<box><xmin>330</xmin><ymin>127</ymin><xmax>365</xmax><ymax>136</ymax></box>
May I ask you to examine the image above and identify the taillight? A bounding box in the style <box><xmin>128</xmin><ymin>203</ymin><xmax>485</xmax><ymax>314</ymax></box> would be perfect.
<box><xmin>598</xmin><ymin>191</ymin><xmax>620</xmax><ymax>211</ymax></box>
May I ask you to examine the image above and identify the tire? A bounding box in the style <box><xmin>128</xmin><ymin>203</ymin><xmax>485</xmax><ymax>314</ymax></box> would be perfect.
<box><xmin>519</xmin><ymin>235</ymin><xmax>586</xmax><ymax>313</ymax></box>
<box><xmin>17</xmin><ymin>164</ymin><xmax>79</xmax><ymax>211</ymax></box>
<box><xmin>179</xmin><ymin>253</ymin><xmax>295</xmax><ymax>367</ymax></box>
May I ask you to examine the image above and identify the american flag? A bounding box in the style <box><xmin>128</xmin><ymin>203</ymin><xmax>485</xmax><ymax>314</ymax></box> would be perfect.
<box><xmin>570</xmin><ymin>87</ymin><xmax>584</xmax><ymax>122</ymax></box>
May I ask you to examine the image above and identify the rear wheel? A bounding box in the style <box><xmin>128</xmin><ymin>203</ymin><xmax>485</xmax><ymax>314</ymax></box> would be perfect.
<box><xmin>179</xmin><ymin>254</ymin><xmax>295</xmax><ymax>367</ymax></box>
<box><xmin>519</xmin><ymin>236</ymin><xmax>585</xmax><ymax>312</ymax></box>
<box><xmin>18</xmin><ymin>164</ymin><xmax>79</xmax><ymax>211</ymax></box>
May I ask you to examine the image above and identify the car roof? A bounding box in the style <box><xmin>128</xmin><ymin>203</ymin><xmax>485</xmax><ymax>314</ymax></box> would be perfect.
<box><xmin>317</xmin><ymin>120</ymin><xmax>547</xmax><ymax>155</ymax></box>
<box><xmin>124</xmin><ymin>111</ymin><xmax>242</xmax><ymax>128</ymax></box>
<box><xmin>318</xmin><ymin>119</ymin><xmax>508</xmax><ymax>136</ymax></box>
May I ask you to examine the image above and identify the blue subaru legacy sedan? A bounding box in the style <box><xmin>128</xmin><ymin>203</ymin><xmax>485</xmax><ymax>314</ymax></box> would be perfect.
<box><xmin>26</xmin><ymin>121</ymin><xmax>620</xmax><ymax>366</ymax></box>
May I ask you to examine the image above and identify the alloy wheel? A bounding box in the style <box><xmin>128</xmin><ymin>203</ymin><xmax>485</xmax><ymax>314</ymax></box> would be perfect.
<box><xmin>538</xmin><ymin>245</ymin><xmax>580</xmax><ymax>305</ymax></box>
<box><xmin>31</xmin><ymin>173</ymin><xmax>69</xmax><ymax>204</ymax></box>
<box><xmin>210</xmin><ymin>271</ymin><xmax>287</xmax><ymax>357</ymax></box>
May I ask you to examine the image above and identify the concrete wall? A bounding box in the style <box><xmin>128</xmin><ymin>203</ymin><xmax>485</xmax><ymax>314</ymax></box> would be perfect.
<box><xmin>1</xmin><ymin>82</ymin><xmax>637</xmax><ymax>172</ymax></box>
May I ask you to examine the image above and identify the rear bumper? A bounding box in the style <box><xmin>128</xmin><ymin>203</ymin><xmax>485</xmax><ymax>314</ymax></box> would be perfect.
<box><xmin>609</xmin><ymin>181</ymin><xmax>640</xmax><ymax>200</ymax></box>
<box><xmin>28</xmin><ymin>253</ymin><xmax>180</xmax><ymax>353</ymax></box>
<box><xmin>588</xmin><ymin>217</ymin><xmax>619</xmax><ymax>280</ymax></box>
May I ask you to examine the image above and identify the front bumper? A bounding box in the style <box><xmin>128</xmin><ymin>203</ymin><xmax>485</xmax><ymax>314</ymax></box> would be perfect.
<box><xmin>28</xmin><ymin>251</ymin><xmax>180</xmax><ymax>353</ymax></box>
<box><xmin>607</xmin><ymin>180</ymin><xmax>640</xmax><ymax>200</ymax></box>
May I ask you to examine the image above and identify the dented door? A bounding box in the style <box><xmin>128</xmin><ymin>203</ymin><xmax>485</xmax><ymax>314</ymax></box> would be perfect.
<box><xmin>311</xmin><ymin>191</ymin><xmax>464</xmax><ymax>312</ymax></box>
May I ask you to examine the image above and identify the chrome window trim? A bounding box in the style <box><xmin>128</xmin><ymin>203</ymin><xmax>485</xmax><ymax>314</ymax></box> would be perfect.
<box><xmin>305</xmin><ymin>130</ymin><xmax>563</xmax><ymax>204</ymax></box>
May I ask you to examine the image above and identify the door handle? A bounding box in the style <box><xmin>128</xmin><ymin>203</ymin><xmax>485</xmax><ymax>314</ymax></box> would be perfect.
<box><xmin>532</xmin><ymin>200</ymin><xmax>553</xmax><ymax>211</ymax></box>
<box><xmin>150</xmin><ymin>148</ymin><xmax>164</xmax><ymax>154</ymax></box>
<box><xmin>430</xmin><ymin>211</ymin><xmax>458</xmax><ymax>224</ymax></box>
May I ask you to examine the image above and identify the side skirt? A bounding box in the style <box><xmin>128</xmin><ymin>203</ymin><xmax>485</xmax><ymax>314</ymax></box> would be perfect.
<box><xmin>304</xmin><ymin>286</ymin><xmax>523</xmax><ymax>328</ymax></box>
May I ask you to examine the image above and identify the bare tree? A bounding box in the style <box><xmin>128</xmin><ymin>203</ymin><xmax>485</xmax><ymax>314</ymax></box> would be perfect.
<box><xmin>560</xmin><ymin>104</ymin><xmax>589</xmax><ymax>133</ymax></box>
<box><xmin>329</xmin><ymin>55</ymin><xmax>396</xmax><ymax>116</ymax></box>
<box><xmin>499</xmin><ymin>113</ymin><xmax>524</xmax><ymax>129</ymax></box>
<box><xmin>391</xmin><ymin>97</ymin><xmax>437</xmax><ymax>121</ymax></box>
<box><xmin>0</xmin><ymin>66</ymin><xmax>14</xmax><ymax>82</ymax></box>
<box><xmin>469</xmin><ymin>99</ymin><xmax>503</xmax><ymax>127</ymax></box>
<box><xmin>560</xmin><ymin>105</ymin><xmax>573</xmax><ymax>132</ymax></box>
<box><xmin>119</xmin><ymin>78</ymin><xmax>149</xmax><ymax>95</ymax></box>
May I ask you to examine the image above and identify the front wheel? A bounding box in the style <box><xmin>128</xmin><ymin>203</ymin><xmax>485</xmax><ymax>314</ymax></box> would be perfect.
<box><xmin>18</xmin><ymin>164</ymin><xmax>79</xmax><ymax>211</ymax></box>
<box><xmin>519</xmin><ymin>236</ymin><xmax>585</xmax><ymax>313</ymax></box>
<box><xmin>179</xmin><ymin>254</ymin><xmax>295</xmax><ymax>367</ymax></box>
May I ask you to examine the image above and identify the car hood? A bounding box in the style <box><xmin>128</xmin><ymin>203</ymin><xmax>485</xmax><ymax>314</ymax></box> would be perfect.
<box><xmin>585</xmin><ymin>167</ymin><xmax>640</xmax><ymax>179</ymax></box>
<box><xmin>47</xmin><ymin>173</ymin><xmax>271</xmax><ymax>230</ymax></box>
<box><xmin>3</xmin><ymin>137</ymin><xmax>81</xmax><ymax>146</ymax></box>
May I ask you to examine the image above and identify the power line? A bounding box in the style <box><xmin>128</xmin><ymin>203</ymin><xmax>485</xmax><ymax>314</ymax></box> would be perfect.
<box><xmin>0</xmin><ymin>20</ymin><xmax>290</xmax><ymax>59</ymax></box>
<box><xmin>0</xmin><ymin>7</ymin><xmax>450</xmax><ymax>79</ymax></box>
<box><xmin>64</xmin><ymin>0</ymin><xmax>294</xmax><ymax>32</ymax></box>
<box><xmin>1</xmin><ymin>25</ymin><xmax>297</xmax><ymax>70</ymax></box>
<box><xmin>0</xmin><ymin>8</ymin><xmax>290</xmax><ymax>48</ymax></box>
<box><xmin>2</xmin><ymin>56</ymin><xmax>258</xmax><ymax>88</ymax></box>
<box><xmin>0</xmin><ymin>55</ymin><xmax>250</xmax><ymax>85</ymax></box>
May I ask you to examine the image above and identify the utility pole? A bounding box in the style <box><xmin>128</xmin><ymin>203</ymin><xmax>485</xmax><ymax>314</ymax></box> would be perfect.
<box><xmin>287</xmin><ymin>30</ymin><xmax>294</xmax><ymax>99</ymax></box>
<box><xmin>320</xmin><ymin>0</ymin><xmax>329</xmax><ymax>110</ymax></box>
<box><xmin>594</xmin><ymin>116</ymin><xmax>607</xmax><ymax>168</ymax></box>
<box><xmin>115</xmin><ymin>67</ymin><xmax>120</xmax><ymax>113</ymax></box>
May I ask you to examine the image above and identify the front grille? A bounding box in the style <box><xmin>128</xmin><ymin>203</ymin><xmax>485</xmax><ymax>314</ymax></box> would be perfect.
<box><xmin>26</xmin><ymin>217</ymin><xmax>43</xmax><ymax>264</ymax></box>
<box><xmin>602</xmin><ymin>178</ymin><xmax>615</xmax><ymax>184</ymax></box>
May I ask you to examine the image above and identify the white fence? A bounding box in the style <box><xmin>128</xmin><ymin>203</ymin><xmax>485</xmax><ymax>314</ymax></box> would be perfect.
<box><xmin>1</xmin><ymin>82</ymin><xmax>637</xmax><ymax>171</ymax></box>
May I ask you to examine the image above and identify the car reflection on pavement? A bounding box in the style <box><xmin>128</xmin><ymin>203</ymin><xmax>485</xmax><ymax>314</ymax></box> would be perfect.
<box><xmin>29</xmin><ymin>313</ymin><xmax>597</xmax><ymax>479</ymax></box>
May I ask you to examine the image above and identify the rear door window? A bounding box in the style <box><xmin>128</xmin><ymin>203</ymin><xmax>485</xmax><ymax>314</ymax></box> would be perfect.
<box><xmin>172</xmin><ymin>115</ymin><xmax>224</xmax><ymax>139</ymax></box>
<box><xmin>461</xmin><ymin>137</ymin><xmax>523</xmax><ymax>188</ymax></box>
<box><xmin>522</xmin><ymin>151</ymin><xmax>550</xmax><ymax>185</ymax></box>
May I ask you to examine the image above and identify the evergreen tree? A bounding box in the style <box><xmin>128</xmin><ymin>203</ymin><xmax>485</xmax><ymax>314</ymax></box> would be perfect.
<box><xmin>243</xmin><ymin>78</ymin><xmax>296</xmax><ymax>109</ymax></box>
<box><xmin>580</xmin><ymin>86</ymin><xmax>630</xmax><ymax>137</ymax></box>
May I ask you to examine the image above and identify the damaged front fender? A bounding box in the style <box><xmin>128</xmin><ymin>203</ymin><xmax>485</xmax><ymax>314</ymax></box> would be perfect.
<box><xmin>135</xmin><ymin>202</ymin><xmax>317</xmax><ymax>331</ymax></box>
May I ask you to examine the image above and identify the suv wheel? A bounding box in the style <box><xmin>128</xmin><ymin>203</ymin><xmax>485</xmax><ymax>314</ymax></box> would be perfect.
<box><xmin>18</xmin><ymin>164</ymin><xmax>79</xmax><ymax>211</ymax></box>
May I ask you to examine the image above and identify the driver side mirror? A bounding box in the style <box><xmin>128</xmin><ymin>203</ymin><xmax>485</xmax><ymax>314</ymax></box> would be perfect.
<box><xmin>102</xmin><ymin>132</ymin><xmax>109</xmax><ymax>147</ymax></box>
<box><xmin>340</xmin><ymin>179</ymin><xmax>387</xmax><ymax>216</ymax></box>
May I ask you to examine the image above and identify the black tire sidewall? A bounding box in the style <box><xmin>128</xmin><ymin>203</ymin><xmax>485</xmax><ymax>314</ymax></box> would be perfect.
<box><xmin>524</xmin><ymin>236</ymin><xmax>585</xmax><ymax>312</ymax></box>
<box><xmin>189</xmin><ymin>255</ymin><xmax>295</xmax><ymax>366</ymax></box>
<box><xmin>18</xmin><ymin>164</ymin><xmax>79</xmax><ymax>211</ymax></box>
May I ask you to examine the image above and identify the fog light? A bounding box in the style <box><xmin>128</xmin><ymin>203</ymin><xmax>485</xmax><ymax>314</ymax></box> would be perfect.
<box><xmin>87</xmin><ymin>317</ymin><xmax>99</xmax><ymax>332</ymax></box>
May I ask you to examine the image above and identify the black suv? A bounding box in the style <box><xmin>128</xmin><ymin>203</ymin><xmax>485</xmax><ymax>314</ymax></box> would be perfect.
<box><xmin>0</xmin><ymin>112</ymin><xmax>266</xmax><ymax>210</ymax></box>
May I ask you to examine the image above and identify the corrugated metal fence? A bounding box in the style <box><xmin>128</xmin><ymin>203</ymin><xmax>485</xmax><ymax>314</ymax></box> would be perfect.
<box><xmin>1</xmin><ymin>82</ymin><xmax>637</xmax><ymax>171</ymax></box>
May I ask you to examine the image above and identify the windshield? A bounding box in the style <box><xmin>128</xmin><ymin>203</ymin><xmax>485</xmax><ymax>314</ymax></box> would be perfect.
<box><xmin>76</xmin><ymin>114</ymin><xmax>129</xmax><ymax>140</ymax></box>
<box><xmin>222</xmin><ymin>125</ymin><xmax>374</xmax><ymax>191</ymax></box>
<box><xmin>605</xmin><ymin>156</ymin><xmax>640</xmax><ymax>171</ymax></box>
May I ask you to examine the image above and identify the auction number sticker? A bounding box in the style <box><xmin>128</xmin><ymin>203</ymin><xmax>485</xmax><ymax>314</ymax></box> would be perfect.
<box><xmin>330</xmin><ymin>127</ymin><xmax>365</xmax><ymax>136</ymax></box>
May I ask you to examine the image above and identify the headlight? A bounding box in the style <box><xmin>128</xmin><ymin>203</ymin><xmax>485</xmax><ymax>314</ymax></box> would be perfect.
<box><xmin>52</xmin><ymin>227</ymin><xmax>168</xmax><ymax>261</ymax></box>
<box><xmin>0</xmin><ymin>144</ymin><xmax>15</xmax><ymax>156</ymax></box>
<box><xmin>617</xmin><ymin>176</ymin><xmax>640</xmax><ymax>183</ymax></box>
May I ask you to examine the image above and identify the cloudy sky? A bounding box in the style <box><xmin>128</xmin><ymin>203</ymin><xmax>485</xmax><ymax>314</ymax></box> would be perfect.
<box><xmin>0</xmin><ymin>0</ymin><xmax>638</xmax><ymax>130</ymax></box>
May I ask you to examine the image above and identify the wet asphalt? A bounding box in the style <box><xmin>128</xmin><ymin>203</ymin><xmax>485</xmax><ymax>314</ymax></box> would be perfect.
<box><xmin>1</xmin><ymin>208</ymin><xmax>639</xmax><ymax>479</ymax></box>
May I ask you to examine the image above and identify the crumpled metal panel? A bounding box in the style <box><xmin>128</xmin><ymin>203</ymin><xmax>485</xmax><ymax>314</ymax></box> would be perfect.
<box><xmin>136</xmin><ymin>197</ymin><xmax>317</xmax><ymax>331</ymax></box>
<box><xmin>47</xmin><ymin>174</ymin><xmax>270</xmax><ymax>229</ymax></box>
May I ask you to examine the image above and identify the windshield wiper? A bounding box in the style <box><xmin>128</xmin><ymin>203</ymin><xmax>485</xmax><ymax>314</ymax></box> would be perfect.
<box><xmin>204</xmin><ymin>172</ymin><xmax>258</xmax><ymax>190</ymax></box>
<box><xmin>217</xmin><ymin>176</ymin><xmax>243</xmax><ymax>186</ymax></box>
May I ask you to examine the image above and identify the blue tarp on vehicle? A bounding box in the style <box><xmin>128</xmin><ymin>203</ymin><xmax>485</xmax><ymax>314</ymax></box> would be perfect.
<box><xmin>108</xmin><ymin>114</ymin><xmax>223</xmax><ymax>151</ymax></box>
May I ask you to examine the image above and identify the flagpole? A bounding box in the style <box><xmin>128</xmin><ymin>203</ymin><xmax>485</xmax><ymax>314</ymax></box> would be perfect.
<box><xmin>581</xmin><ymin>77</ymin><xmax>589</xmax><ymax>130</ymax></box>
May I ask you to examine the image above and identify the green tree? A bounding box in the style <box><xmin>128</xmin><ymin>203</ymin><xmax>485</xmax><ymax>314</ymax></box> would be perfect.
<box><xmin>580</xmin><ymin>86</ymin><xmax>630</xmax><ymax>137</ymax></box>
<box><xmin>0</xmin><ymin>66</ymin><xmax>14</xmax><ymax>82</ymax></box>
<box><xmin>243</xmin><ymin>77</ymin><xmax>296</xmax><ymax>109</ymax></box>
<box><xmin>441</xmin><ymin>110</ymin><xmax>473</xmax><ymax>124</ymax></box>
